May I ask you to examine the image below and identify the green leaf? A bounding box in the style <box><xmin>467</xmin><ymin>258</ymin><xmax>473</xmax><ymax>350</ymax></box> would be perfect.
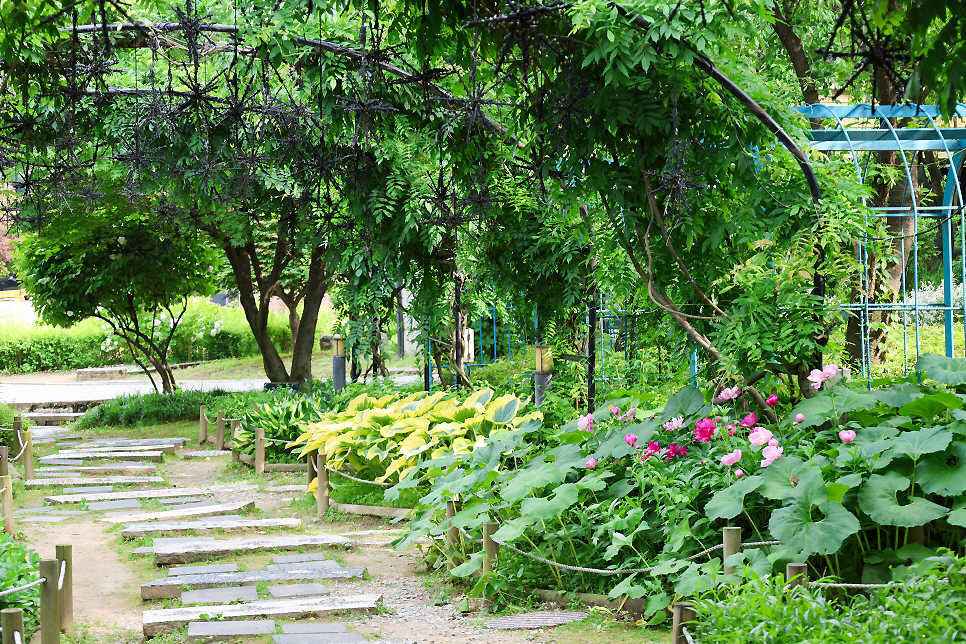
<box><xmin>884</xmin><ymin>426</ymin><xmax>952</xmax><ymax>461</ymax></box>
<box><xmin>916</xmin><ymin>441</ymin><xmax>966</xmax><ymax>496</ymax></box>
<box><xmin>450</xmin><ymin>552</ymin><xmax>483</xmax><ymax>577</ymax></box>
<box><xmin>484</xmin><ymin>395</ymin><xmax>520</xmax><ymax>424</ymax></box>
<box><xmin>519</xmin><ymin>484</ymin><xmax>579</xmax><ymax>521</ymax></box>
<box><xmin>873</xmin><ymin>383</ymin><xmax>925</xmax><ymax>408</ymax></box>
<box><xmin>768</xmin><ymin>501</ymin><xmax>860</xmax><ymax>556</ymax></box>
<box><xmin>705</xmin><ymin>476</ymin><xmax>764</xmax><ymax>521</ymax></box>
<box><xmin>661</xmin><ymin>386</ymin><xmax>707</xmax><ymax>421</ymax></box>
<box><xmin>789</xmin><ymin>389</ymin><xmax>877</xmax><ymax>428</ymax></box>
<box><xmin>858</xmin><ymin>471</ymin><xmax>948</xmax><ymax>527</ymax></box>
<box><xmin>758</xmin><ymin>457</ymin><xmax>809</xmax><ymax>500</ymax></box>
<box><xmin>916</xmin><ymin>353</ymin><xmax>966</xmax><ymax>385</ymax></box>
<box><xmin>947</xmin><ymin>499</ymin><xmax>966</xmax><ymax>527</ymax></box>
<box><xmin>500</xmin><ymin>463</ymin><xmax>564</xmax><ymax>503</ymax></box>
<box><xmin>898</xmin><ymin>392</ymin><xmax>963</xmax><ymax>420</ymax></box>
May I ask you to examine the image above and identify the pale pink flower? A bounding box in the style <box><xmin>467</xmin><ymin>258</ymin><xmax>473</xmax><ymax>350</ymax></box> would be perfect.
<box><xmin>620</xmin><ymin>408</ymin><xmax>637</xmax><ymax>422</ymax></box>
<box><xmin>577</xmin><ymin>414</ymin><xmax>595</xmax><ymax>432</ymax></box>
<box><xmin>839</xmin><ymin>429</ymin><xmax>856</xmax><ymax>443</ymax></box>
<box><xmin>761</xmin><ymin>442</ymin><xmax>784</xmax><ymax>467</ymax></box>
<box><xmin>735</xmin><ymin>469</ymin><xmax>744</xmax><ymax>477</ymax></box>
<box><xmin>720</xmin><ymin>449</ymin><xmax>742</xmax><ymax>467</ymax></box>
<box><xmin>807</xmin><ymin>364</ymin><xmax>839</xmax><ymax>390</ymax></box>
<box><xmin>624</xmin><ymin>433</ymin><xmax>638</xmax><ymax>448</ymax></box>
<box><xmin>719</xmin><ymin>386</ymin><xmax>741</xmax><ymax>401</ymax></box>
<box><xmin>663</xmin><ymin>416</ymin><xmax>685</xmax><ymax>431</ymax></box>
<box><xmin>610</xmin><ymin>406</ymin><xmax>621</xmax><ymax>417</ymax></box>
<box><xmin>585</xmin><ymin>458</ymin><xmax>597</xmax><ymax>469</ymax></box>
<box><xmin>795</xmin><ymin>413</ymin><xmax>805</xmax><ymax>423</ymax></box>
<box><xmin>748</xmin><ymin>427</ymin><xmax>773</xmax><ymax>446</ymax></box>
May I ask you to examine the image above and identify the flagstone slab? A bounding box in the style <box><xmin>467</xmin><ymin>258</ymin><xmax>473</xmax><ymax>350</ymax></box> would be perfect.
<box><xmin>41</xmin><ymin>459</ymin><xmax>83</xmax><ymax>466</ymax></box>
<box><xmin>141</xmin><ymin>567</ymin><xmax>367</xmax><ymax>600</ymax></box>
<box><xmin>59</xmin><ymin>444</ymin><xmax>178</xmax><ymax>454</ymax></box>
<box><xmin>169</xmin><ymin>564</ymin><xmax>240</xmax><ymax>576</ymax></box>
<box><xmin>63</xmin><ymin>486</ymin><xmax>114</xmax><ymax>494</ymax></box>
<box><xmin>184</xmin><ymin>450</ymin><xmax>232</xmax><ymax>458</ymax></box>
<box><xmin>153</xmin><ymin>534</ymin><xmax>354</xmax><ymax>565</ymax></box>
<box><xmin>267</xmin><ymin>584</ymin><xmax>330</xmax><ymax>599</ymax></box>
<box><xmin>89</xmin><ymin>499</ymin><xmax>143</xmax><ymax>511</ymax></box>
<box><xmin>46</xmin><ymin>487</ymin><xmax>207</xmax><ymax>505</ymax></box>
<box><xmin>26</xmin><ymin>476</ymin><xmax>165</xmax><ymax>488</ymax></box>
<box><xmin>38</xmin><ymin>465</ymin><xmax>156</xmax><ymax>475</ymax></box>
<box><xmin>135</xmin><ymin>538</ymin><xmax>215</xmax><ymax>556</ymax></box>
<box><xmin>37</xmin><ymin>473</ymin><xmax>75</xmax><ymax>478</ymax></box>
<box><xmin>41</xmin><ymin>451</ymin><xmax>164</xmax><ymax>462</ymax></box>
<box><xmin>187</xmin><ymin>620</ymin><xmax>276</xmax><ymax>641</ymax></box>
<box><xmin>271</xmin><ymin>634</ymin><xmax>364</xmax><ymax>644</ymax></box>
<box><xmin>272</xmin><ymin>554</ymin><xmax>329</xmax><ymax>564</ymax></box>
<box><xmin>158</xmin><ymin>497</ymin><xmax>203</xmax><ymax>505</ymax></box>
<box><xmin>23</xmin><ymin>515</ymin><xmax>72</xmax><ymax>523</ymax></box>
<box><xmin>47</xmin><ymin>510</ymin><xmax>90</xmax><ymax>515</ymax></box>
<box><xmin>264</xmin><ymin>562</ymin><xmax>341</xmax><ymax>572</ymax></box>
<box><xmin>263</xmin><ymin>486</ymin><xmax>306</xmax><ymax>493</ymax></box>
<box><xmin>100</xmin><ymin>501</ymin><xmax>251</xmax><ymax>524</ymax></box>
<box><xmin>78</xmin><ymin>437</ymin><xmax>187</xmax><ymax>448</ymax></box>
<box><xmin>122</xmin><ymin>518</ymin><xmax>301</xmax><ymax>539</ymax></box>
<box><xmin>280</xmin><ymin>624</ymin><xmax>347</xmax><ymax>634</ymax></box>
<box><xmin>181</xmin><ymin>586</ymin><xmax>259</xmax><ymax>605</ymax></box>
<box><xmin>142</xmin><ymin>595</ymin><xmax>382</xmax><ymax>637</ymax></box>
<box><xmin>15</xmin><ymin>506</ymin><xmax>55</xmax><ymax>515</ymax></box>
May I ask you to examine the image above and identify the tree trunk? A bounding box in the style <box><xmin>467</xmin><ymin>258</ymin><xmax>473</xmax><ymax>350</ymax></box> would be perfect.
<box><xmin>288</xmin><ymin>246</ymin><xmax>330</xmax><ymax>388</ymax></box>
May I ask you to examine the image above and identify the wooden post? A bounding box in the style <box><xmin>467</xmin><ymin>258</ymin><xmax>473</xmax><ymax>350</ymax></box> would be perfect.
<box><xmin>722</xmin><ymin>526</ymin><xmax>742</xmax><ymax>574</ymax></box>
<box><xmin>199</xmin><ymin>406</ymin><xmax>208</xmax><ymax>445</ymax></box>
<box><xmin>39</xmin><ymin>559</ymin><xmax>60</xmax><ymax>644</ymax></box>
<box><xmin>230</xmin><ymin>420</ymin><xmax>240</xmax><ymax>462</ymax></box>
<box><xmin>786</xmin><ymin>562</ymin><xmax>808</xmax><ymax>588</ymax></box>
<box><xmin>482</xmin><ymin>521</ymin><xmax>499</xmax><ymax>575</ymax></box>
<box><xmin>446</xmin><ymin>501</ymin><xmax>459</xmax><ymax>550</ymax></box>
<box><xmin>1</xmin><ymin>475</ymin><xmax>13</xmax><ymax>535</ymax></box>
<box><xmin>0</xmin><ymin>445</ymin><xmax>8</xmax><ymax>477</ymax></box>
<box><xmin>307</xmin><ymin>451</ymin><xmax>317</xmax><ymax>486</ymax></box>
<box><xmin>1</xmin><ymin>608</ymin><xmax>24</xmax><ymax>644</ymax></box>
<box><xmin>21</xmin><ymin>430</ymin><xmax>33</xmax><ymax>481</ymax></box>
<box><xmin>12</xmin><ymin>417</ymin><xmax>22</xmax><ymax>457</ymax></box>
<box><xmin>215</xmin><ymin>411</ymin><xmax>226</xmax><ymax>451</ymax></box>
<box><xmin>317</xmin><ymin>453</ymin><xmax>329</xmax><ymax>514</ymax></box>
<box><xmin>671</xmin><ymin>602</ymin><xmax>696</xmax><ymax>644</ymax></box>
<box><xmin>254</xmin><ymin>427</ymin><xmax>265</xmax><ymax>475</ymax></box>
<box><xmin>909</xmin><ymin>524</ymin><xmax>926</xmax><ymax>546</ymax></box>
<box><xmin>55</xmin><ymin>545</ymin><xmax>72</xmax><ymax>633</ymax></box>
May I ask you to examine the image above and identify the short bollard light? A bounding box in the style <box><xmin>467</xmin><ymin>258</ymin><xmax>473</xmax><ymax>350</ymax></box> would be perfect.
<box><xmin>332</xmin><ymin>335</ymin><xmax>346</xmax><ymax>391</ymax></box>
<box><xmin>534</xmin><ymin>344</ymin><xmax>553</xmax><ymax>406</ymax></box>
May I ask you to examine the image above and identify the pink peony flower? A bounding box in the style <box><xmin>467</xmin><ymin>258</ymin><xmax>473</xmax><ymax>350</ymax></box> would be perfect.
<box><xmin>695</xmin><ymin>417</ymin><xmax>716</xmax><ymax>432</ymax></box>
<box><xmin>621</xmin><ymin>408</ymin><xmax>637</xmax><ymax>422</ymax></box>
<box><xmin>577</xmin><ymin>413</ymin><xmax>595</xmax><ymax>432</ymax></box>
<box><xmin>719</xmin><ymin>386</ymin><xmax>741</xmax><ymax>401</ymax></box>
<box><xmin>693</xmin><ymin>423</ymin><xmax>715</xmax><ymax>442</ymax></box>
<box><xmin>739</xmin><ymin>413</ymin><xmax>758</xmax><ymax>428</ymax></box>
<box><xmin>735</xmin><ymin>469</ymin><xmax>744</xmax><ymax>477</ymax></box>
<box><xmin>765</xmin><ymin>394</ymin><xmax>779</xmax><ymax>407</ymax></box>
<box><xmin>610</xmin><ymin>406</ymin><xmax>621</xmax><ymax>417</ymax></box>
<box><xmin>720</xmin><ymin>449</ymin><xmax>742</xmax><ymax>467</ymax></box>
<box><xmin>748</xmin><ymin>427</ymin><xmax>773</xmax><ymax>446</ymax></box>
<box><xmin>795</xmin><ymin>413</ymin><xmax>805</xmax><ymax>423</ymax></box>
<box><xmin>663</xmin><ymin>416</ymin><xmax>685</xmax><ymax>431</ymax></box>
<box><xmin>624</xmin><ymin>433</ymin><xmax>638</xmax><ymax>448</ymax></box>
<box><xmin>839</xmin><ymin>429</ymin><xmax>856</xmax><ymax>443</ymax></box>
<box><xmin>701</xmin><ymin>459</ymin><xmax>707</xmax><ymax>464</ymax></box>
<box><xmin>585</xmin><ymin>458</ymin><xmax>597</xmax><ymax>469</ymax></box>
<box><xmin>808</xmin><ymin>364</ymin><xmax>839</xmax><ymax>390</ymax></box>
<box><xmin>761</xmin><ymin>442</ymin><xmax>784</xmax><ymax>467</ymax></box>
<box><xmin>641</xmin><ymin>441</ymin><xmax>661</xmax><ymax>460</ymax></box>
<box><xmin>664</xmin><ymin>443</ymin><xmax>688</xmax><ymax>461</ymax></box>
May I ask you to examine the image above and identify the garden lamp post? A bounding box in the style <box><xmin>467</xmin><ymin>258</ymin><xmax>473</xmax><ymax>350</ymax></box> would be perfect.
<box><xmin>332</xmin><ymin>335</ymin><xmax>346</xmax><ymax>391</ymax></box>
<box><xmin>534</xmin><ymin>344</ymin><xmax>553</xmax><ymax>406</ymax></box>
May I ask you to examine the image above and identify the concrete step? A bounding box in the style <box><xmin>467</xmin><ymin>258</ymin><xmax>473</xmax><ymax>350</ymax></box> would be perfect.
<box><xmin>281</xmin><ymin>625</ymin><xmax>348</xmax><ymax>634</ymax></box>
<box><xmin>26</xmin><ymin>476</ymin><xmax>166</xmax><ymax>488</ymax></box>
<box><xmin>187</xmin><ymin>620</ymin><xmax>275</xmax><ymax>641</ymax></box>
<box><xmin>22</xmin><ymin>412</ymin><xmax>85</xmax><ymax>426</ymax></box>
<box><xmin>40</xmin><ymin>451</ymin><xmax>164</xmax><ymax>462</ymax></box>
<box><xmin>46</xmin><ymin>487</ymin><xmax>207</xmax><ymax>505</ymax></box>
<box><xmin>267</xmin><ymin>583</ymin><xmax>330</xmax><ymax>599</ymax></box>
<box><xmin>265</xmin><ymin>562</ymin><xmax>341</xmax><ymax>573</ymax></box>
<box><xmin>37</xmin><ymin>464</ymin><xmax>157</xmax><ymax>475</ymax></box>
<box><xmin>121</xmin><ymin>518</ymin><xmax>301</xmax><ymax>539</ymax></box>
<box><xmin>59</xmin><ymin>444</ymin><xmax>178</xmax><ymax>454</ymax></box>
<box><xmin>76</xmin><ymin>438</ymin><xmax>187</xmax><ymax>448</ymax></box>
<box><xmin>153</xmin><ymin>534</ymin><xmax>354</xmax><ymax>565</ymax></box>
<box><xmin>101</xmin><ymin>501</ymin><xmax>252</xmax><ymax>524</ymax></box>
<box><xmin>169</xmin><ymin>564</ymin><xmax>240</xmax><ymax>576</ymax></box>
<box><xmin>142</xmin><ymin>595</ymin><xmax>382</xmax><ymax>637</ymax></box>
<box><xmin>273</xmin><ymin>634</ymin><xmax>364</xmax><ymax>644</ymax></box>
<box><xmin>181</xmin><ymin>586</ymin><xmax>259</xmax><ymax>605</ymax></box>
<box><xmin>89</xmin><ymin>499</ymin><xmax>143</xmax><ymax>511</ymax></box>
<box><xmin>141</xmin><ymin>567</ymin><xmax>367</xmax><ymax>600</ymax></box>
<box><xmin>272</xmin><ymin>554</ymin><xmax>329</xmax><ymax>564</ymax></box>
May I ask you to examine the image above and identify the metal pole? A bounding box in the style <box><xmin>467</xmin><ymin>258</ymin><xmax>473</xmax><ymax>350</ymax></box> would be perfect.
<box><xmin>534</xmin><ymin>372</ymin><xmax>551</xmax><ymax>406</ymax></box>
<box><xmin>55</xmin><ymin>545</ymin><xmax>72</xmax><ymax>633</ymax></box>
<box><xmin>332</xmin><ymin>355</ymin><xmax>346</xmax><ymax>391</ymax></box>
<box><xmin>199</xmin><ymin>406</ymin><xmax>208</xmax><ymax>445</ymax></box>
<box><xmin>316</xmin><ymin>453</ymin><xmax>329</xmax><ymax>514</ymax></box>
<box><xmin>722</xmin><ymin>527</ymin><xmax>742</xmax><ymax>574</ymax></box>
<box><xmin>254</xmin><ymin>427</ymin><xmax>265</xmax><ymax>475</ymax></box>
<box><xmin>482</xmin><ymin>522</ymin><xmax>499</xmax><ymax>575</ymax></box>
<box><xmin>786</xmin><ymin>562</ymin><xmax>808</xmax><ymax>588</ymax></box>
<box><xmin>671</xmin><ymin>602</ymin><xmax>696</xmax><ymax>644</ymax></box>
<box><xmin>39</xmin><ymin>559</ymin><xmax>60</xmax><ymax>644</ymax></box>
<box><xmin>215</xmin><ymin>412</ymin><xmax>225</xmax><ymax>451</ymax></box>
<box><xmin>1</xmin><ymin>475</ymin><xmax>13</xmax><ymax>535</ymax></box>
<box><xmin>1</xmin><ymin>608</ymin><xmax>24</xmax><ymax>644</ymax></box>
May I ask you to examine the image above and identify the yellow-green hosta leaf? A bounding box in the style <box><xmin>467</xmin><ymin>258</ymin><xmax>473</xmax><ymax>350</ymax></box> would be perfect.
<box><xmin>360</xmin><ymin>410</ymin><xmax>395</xmax><ymax>427</ymax></box>
<box><xmin>452</xmin><ymin>437</ymin><xmax>474</xmax><ymax>454</ymax></box>
<box><xmin>429</xmin><ymin>422</ymin><xmax>469</xmax><ymax>439</ymax></box>
<box><xmin>346</xmin><ymin>393</ymin><xmax>376</xmax><ymax>412</ymax></box>
<box><xmin>375</xmin><ymin>394</ymin><xmax>398</xmax><ymax>407</ymax></box>
<box><xmin>415</xmin><ymin>392</ymin><xmax>448</xmax><ymax>414</ymax></box>
<box><xmin>380</xmin><ymin>417</ymin><xmax>430</xmax><ymax>438</ymax></box>
<box><xmin>452</xmin><ymin>403</ymin><xmax>484</xmax><ymax>422</ymax></box>
<box><xmin>399</xmin><ymin>430</ymin><xmax>430</xmax><ymax>455</ymax></box>
<box><xmin>511</xmin><ymin>410</ymin><xmax>544</xmax><ymax>430</ymax></box>
<box><xmin>465</xmin><ymin>388</ymin><xmax>494</xmax><ymax>408</ymax></box>
<box><xmin>484</xmin><ymin>394</ymin><xmax>520</xmax><ymax>424</ymax></box>
<box><xmin>381</xmin><ymin>454</ymin><xmax>416</xmax><ymax>482</ymax></box>
<box><xmin>430</xmin><ymin>446</ymin><xmax>451</xmax><ymax>460</ymax></box>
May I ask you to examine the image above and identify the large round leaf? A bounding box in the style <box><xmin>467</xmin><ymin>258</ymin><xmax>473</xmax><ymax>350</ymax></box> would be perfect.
<box><xmin>705</xmin><ymin>476</ymin><xmax>763</xmax><ymax>521</ymax></box>
<box><xmin>883</xmin><ymin>426</ymin><xmax>951</xmax><ymax>461</ymax></box>
<box><xmin>858</xmin><ymin>471</ymin><xmax>948</xmax><ymax>527</ymax></box>
<box><xmin>768</xmin><ymin>501</ymin><xmax>860</xmax><ymax>556</ymax></box>
<box><xmin>916</xmin><ymin>441</ymin><xmax>966</xmax><ymax>496</ymax></box>
<box><xmin>898</xmin><ymin>392</ymin><xmax>964</xmax><ymax>420</ymax></box>
<box><xmin>758</xmin><ymin>457</ymin><xmax>808</xmax><ymax>500</ymax></box>
<box><xmin>873</xmin><ymin>383</ymin><xmax>925</xmax><ymax>409</ymax></box>
<box><xmin>916</xmin><ymin>353</ymin><xmax>966</xmax><ymax>385</ymax></box>
<box><xmin>484</xmin><ymin>394</ymin><xmax>520</xmax><ymax>424</ymax></box>
<box><xmin>788</xmin><ymin>389</ymin><xmax>877</xmax><ymax>429</ymax></box>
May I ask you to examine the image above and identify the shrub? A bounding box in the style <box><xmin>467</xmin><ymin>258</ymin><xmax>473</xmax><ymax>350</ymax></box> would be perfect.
<box><xmin>74</xmin><ymin>389</ymin><xmax>231</xmax><ymax>428</ymax></box>
<box><xmin>0</xmin><ymin>534</ymin><xmax>41</xmax><ymax>633</ymax></box>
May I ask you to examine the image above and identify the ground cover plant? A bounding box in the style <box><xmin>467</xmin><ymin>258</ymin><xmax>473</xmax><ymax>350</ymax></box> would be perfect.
<box><xmin>0</xmin><ymin>534</ymin><xmax>41</xmax><ymax>633</ymax></box>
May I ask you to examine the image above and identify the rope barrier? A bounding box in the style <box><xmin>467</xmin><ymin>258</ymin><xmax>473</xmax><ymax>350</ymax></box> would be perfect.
<box><xmin>741</xmin><ymin>540</ymin><xmax>782</xmax><ymax>547</ymax></box>
<box><xmin>682</xmin><ymin>625</ymin><xmax>696</xmax><ymax>644</ymax></box>
<box><xmin>0</xmin><ymin>487</ymin><xmax>6</xmax><ymax>494</ymax></box>
<box><xmin>58</xmin><ymin>559</ymin><xmax>66</xmax><ymax>590</ymax></box>
<box><xmin>261</xmin><ymin>437</ymin><xmax>292</xmax><ymax>445</ymax></box>
<box><xmin>13</xmin><ymin>629</ymin><xmax>21</xmax><ymax>644</ymax></box>
<box><xmin>0</xmin><ymin>576</ymin><xmax>46</xmax><ymax>598</ymax></box>
<box><xmin>813</xmin><ymin>581</ymin><xmax>891</xmax><ymax>589</ymax></box>
<box><xmin>11</xmin><ymin>430</ymin><xmax>28</xmax><ymax>461</ymax></box>
<box><xmin>325</xmin><ymin>466</ymin><xmax>393</xmax><ymax>487</ymax></box>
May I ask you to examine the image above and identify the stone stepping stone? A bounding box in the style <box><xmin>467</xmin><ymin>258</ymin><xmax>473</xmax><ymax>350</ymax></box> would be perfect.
<box><xmin>40</xmin><ymin>451</ymin><xmax>164</xmax><ymax>462</ymax></box>
<box><xmin>46</xmin><ymin>487</ymin><xmax>207</xmax><ymax>505</ymax></box>
<box><xmin>122</xmin><ymin>518</ymin><xmax>301</xmax><ymax>539</ymax></box>
<box><xmin>265</xmin><ymin>562</ymin><xmax>340</xmax><ymax>573</ymax></box>
<box><xmin>264</xmin><ymin>486</ymin><xmax>306</xmax><ymax>493</ymax></box>
<box><xmin>281</xmin><ymin>625</ymin><xmax>347</xmax><ymax>634</ymax></box>
<box><xmin>267</xmin><ymin>584</ymin><xmax>330</xmax><ymax>599</ymax></box>
<box><xmin>184</xmin><ymin>450</ymin><xmax>232</xmax><ymax>458</ymax></box>
<box><xmin>78</xmin><ymin>437</ymin><xmax>187</xmax><ymax>447</ymax></box>
<box><xmin>272</xmin><ymin>634</ymin><xmax>364</xmax><ymax>644</ymax></box>
<box><xmin>153</xmin><ymin>534</ymin><xmax>354</xmax><ymax>565</ymax></box>
<box><xmin>169</xmin><ymin>564</ymin><xmax>240</xmax><ymax>576</ymax></box>
<box><xmin>181</xmin><ymin>586</ymin><xmax>259</xmax><ymax>605</ymax></box>
<box><xmin>59</xmin><ymin>444</ymin><xmax>178</xmax><ymax>454</ymax></box>
<box><xmin>15</xmin><ymin>506</ymin><xmax>55</xmax><ymax>515</ymax></box>
<box><xmin>100</xmin><ymin>501</ymin><xmax>251</xmax><ymax>524</ymax></box>
<box><xmin>26</xmin><ymin>476</ymin><xmax>165</xmax><ymax>488</ymax></box>
<box><xmin>23</xmin><ymin>515</ymin><xmax>72</xmax><ymax>523</ymax></box>
<box><xmin>160</xmin><ymin>501</ymin><xmax>220</xmax><ymax>510</ymax></box>
<box><xmin>38</xmin><ymin>472</ymin><xmax>75</xmax><ymax>478</ymax></box>
<box><xmin>272</xmin><ymin>554</ymin><xmax>329</xmax><ymax>564</ymax></box>
<box><xmin>141</xmin><ymin>567</ymin><xmax>367</xmax><ymax>600</ymax></box>
<box><xmin>89</xmin><ymin>499</ymin><xmax>143</xmax><ymax>511</ymax></box>
<box><xmin>64</xmin><ymin>486</ymin><xmax>114</xmax><ymax>494</ymax></box>
<box><xmin>134</xmin><ymin>537</ymin><xmax>216</xmax><ymax>556</ymax></box>
<box><xmin>142</xmin><ymin>595</ymin><xmax>383</xmax><ymax>637</ymax></box>
<box><xmin>187</xmin><ymin>620</ymin><xmax>276</xmax><ymax>641</ymax></box>
<box><xmin>41</xmin><ymin>459</ymin><xmax>83</xmax><ymax>466</ymax></box>
<box><xmin>38</xmin><ymin>465</ymin><xmax>157</xmax><ymax>475</ymax></box>
<box><xmin>159</xmin><ymin>497</ymin><xmax>203</xmax><ymax>505</ymax></box>
<box><xmin>47</xmin><ymin>510</ymin><xmax>90</xmax><ymax>515</ymax></box>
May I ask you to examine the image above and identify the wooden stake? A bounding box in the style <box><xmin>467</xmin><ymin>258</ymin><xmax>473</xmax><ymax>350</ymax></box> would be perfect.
<box><xmin>786</xmin><ymin>562</ymin><xmax>808</xmax><ymax>588</ymax></box>
<box><xmin>0</xmin><ymin>445</ymin><xmax>8</xmax><ymax>477</ymax></box>
<box><xmin>307</xmin><ymin>450</ymin><xmax>317</xmax><ymax>486</ymax></box>
<box><xmin>671</xmin><ymin>602</ymin><xmax>696</xmax><ymax>644</ymax></box>
<box><xmin>199</xmin><ymin>406</ymin><xmax>208</xmax><ymax>445</ymax></box>
<box><xmin>317</xmin><ymin>453</ymin><xmax>329</xmax><ymax>514</ymax></box>
<box><xmin>1</xmin><ymin>608</ymin><xmax>24</xmax><ymax>644</ymax></box>
<box><xmin>21</xmin><ymin>430</ymin><xmax>33</xmax><ymax>481</ymax></box>
<box><xmin>215</xmin><ymin>411</ymin><xmax>226</xmax><ymax>451</ymax></box>
<box><xmin>39</xmin><ymin>559</ymin><xmax>60</xmax><ymax>644</ymax></box>
<box><xmin>55</xmin><ymin>545</ymin><xmax>72</xmax><ymax>633</ymax></box>
<box><xmin>254</xmin><ymin>427</ymin><xmax>265</xmax><ymax>475</ymax></box>
<box><xmin>0</xmin><ymin>475</ymin><xmax>13</xmax><ymax>535</ymax></box>
<box><xmin>482</xmin><ymin>521</ymin><xmax>499</xmax><ymax>575</ymax></box>
<box><xmin>230</xmin><ymin>420</ymin><xmax>240</xmax><ymax>462</ymax></box>
<box><xmin>12</xmin><ymin>417</ymin><xmax>22</xmax><ymax>457</ymax></box>
<box><xmin>722</xmin><ymin>526</ymin><xmax>742</xmax><ymax>574</ymax></box>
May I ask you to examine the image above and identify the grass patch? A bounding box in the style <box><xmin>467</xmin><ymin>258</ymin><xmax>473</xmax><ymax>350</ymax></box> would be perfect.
<box><xmin>328</xmin><ymin>473</ymin><xmax>422</xmax><ymax>509</ymax></box>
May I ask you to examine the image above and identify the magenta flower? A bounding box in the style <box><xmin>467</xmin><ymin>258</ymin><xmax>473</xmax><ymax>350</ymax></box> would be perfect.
<box><xmin>720</xmin><ymin>449</ymin><xmax>742</xmax><ymax>467</ymax></box>
<box><xmin>735</xmin><ymin>468</ymin><xmax>744</xmax><ymax>477</ymax></box>
<box><xmin>577</xmin><ymin>413</ymin><xmax>595</xmax><ymax>433</ymax></box>
<box><xmin>693</xmin><ymin>423</ymin><xmax>715</xmax><ymax>442</ymax></box>
<box><xmin>739</xmin><ymin>413</ymin><xmax>758</xmax><ymax>428</ymax></box>
<box><xmin>839</xmin><ymin>429</ymin><xmax>856</xmax><ymax>443</ymax></box>
<box><xmin>664</xmin><ymin>443</ymin><xmax>688</xmax><ymax>461</ymax></box>
<box><xmin>585</xmin><ymin>458</ymin><xmax>597</xmax><ymax>469</ymax></box>
<box><xmin>765</xmin><ymin>394</ymin><xmax>779</xmax><ymax>407</ymax></box>
<box><xmin>663</xmin><ymin>416</ymin><xmax>685</xmax><ymax>431</ymax></box>
<box><xmin>695</xmin><ymin>417</ymin><xmax>716</xmax><ymax>434</ymax></box>
<box><xmin>610</xmin><ymin>406</ymin><xmax>621</xmax><ymax>417</ymax></box>
<box><xmin>761</xmin><ymin>440</ymin><xmax>784</xmax><ymax>467</ymax></box>
<box><xmin>719</xmin><ymin>386</ymin><xmax>741</xmax><ymax>401</ymax></box>
<box><xmin>641</xmin><ymin>441</ymin><xmax>661</xmax><ymax>460</ymax></box>
<box><xmin>624</xmin><ymin>433</ymin><xmax>638</xmax><ymax>448</ymax></box>
<box><xmin>748</xmin><ymin>427</ymin><xmax>773</xmax><ymax>446</ymax></box>
<box><xmin>795</xmin><ymin>413</ymin><xmax>805</xmax><ymax>423</ymax></box>
<box><xmin>620</xmin><ymin>408</ymin><xmax>637</xmax><ymax>422</ymax></box>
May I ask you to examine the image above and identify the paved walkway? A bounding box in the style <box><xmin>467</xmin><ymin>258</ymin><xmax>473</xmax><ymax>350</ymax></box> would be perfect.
<box><xmin>0</xmin><ymin>379</ymin><xmax>269</xmax><ymax>405</ymax></box>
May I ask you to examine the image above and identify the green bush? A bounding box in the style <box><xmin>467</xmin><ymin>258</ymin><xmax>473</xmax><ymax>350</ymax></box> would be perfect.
<box><xmin>0</xmin><ymin>319</ymin><xmax>107</xmax><ymax>372</ymax></box>
<box><xmin>0</xmin><ymin>534</ymin><xmax>41</xmax><ymax>633</ymax></box>
<box><xmin>74</xmin><ymin>389</ymin><xmax>231</xmax><ymax>428</ymax></box>
<box><xmin>329</xmin><ymin>472</ymin><xmax>423</xmax><ymax>509</ymax></box>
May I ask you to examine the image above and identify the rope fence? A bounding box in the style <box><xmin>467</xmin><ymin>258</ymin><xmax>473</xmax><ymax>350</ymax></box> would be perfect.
<box><xmin>13</xmin><ymin>630</ymin><xmax>21</xmax><ymax>644</ymax></box>
<box><xmin>0</xmin><ymin>576</ymin><xmax>46</xmax><ymax>598</ymax></box>
<box><xmin>58</xmin><ymin>560</ymin><xmax>66</xmax><ymax>590</ymax></box>
<box><xmin>12</xmin><ymin>430</ymin><xmax>28</xmax><ymax>461</ymax></box>
<box><xmin>682</xmin><ymin>625</ymin><xmax>696</xmax><ymax>644</ymax></box>
<box><xmin>325</xmin><ymin>466</ymin><xmax>393</xmax><ymax>487</ymax></box>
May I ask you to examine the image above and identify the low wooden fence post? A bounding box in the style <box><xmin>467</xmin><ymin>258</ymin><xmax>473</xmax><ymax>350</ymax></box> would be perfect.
<box><xmin>307</xmin><ymin>451</ymin><xmax>317</xmax><ymax>486</ymax></box>
<box><xmin>39</xmin><ymin>559</ymin><xmax>60</xmax><ymax>644</ymax></box>
<box><xmin>1</xmin><ymin>607</ymin><xmax>24</xmax><ymax>644</ymax></box>
<box><xmin>230</xmin><ymin>420</ymin><xmax>240</xmax><ymax>462</ymax></box>
<box><xmin>199</xmin><ymin>406</ymin><xmax>208</xmax><ymax>445</ymax></box>
<box><xmin>215</xmin><ymin>412</ymin><xmax>226</xmax><ymax>451</ymax></box>
<box><xmin>722</xmin><ymin>526</ymin><xmax>742</xmax><ymax>574</ymax></box>
<box><xmin>21</xmin><ymin>430</ymin><xmax>33</xmax><ymax>481</ymax></box>
<box><xmin>316</xmin><ymin>453</ymin><xmax>329</xmax><ymax>514</ymax></box>
<box><xmin>0</xmin><ymin>445</ymin><xmax>8</xmax><ymax>477</ymax></box>
<box><xmin>482</xmin><ymin>521</ymin><xmax>499</xmax><ymax>575</ymax></box>
<box><xmin>12</xmin><ymin>417</ymin><xmax>22</xmax><ymax>457</ymax></box>
<box><xmin>786</xmin><ymin>562</ymin><xmax>808</xmax><ymax>588</ymax></box>
<box><xmin>55</xmin><ymin>545</ymin><xmax>72</xmax><ymax>633</ymax></box>
<box><xmin>1</xmin><ymin>475</ymin><xmax>13</xmax><ymax>535</ymax></box>
<box><xmin>671</xmin><ymin>602</ymin><xmax>696</xmax><ymax>644</ymax></box>
<box><xmin>254</xmin><ymin>427</ymin><xmax>265</xmax><ymax>475</ymax></box>
<box><xmin>446</xmin><ymin>501</ymin><xmax>463</xmax><ymax>565</ymax></box>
